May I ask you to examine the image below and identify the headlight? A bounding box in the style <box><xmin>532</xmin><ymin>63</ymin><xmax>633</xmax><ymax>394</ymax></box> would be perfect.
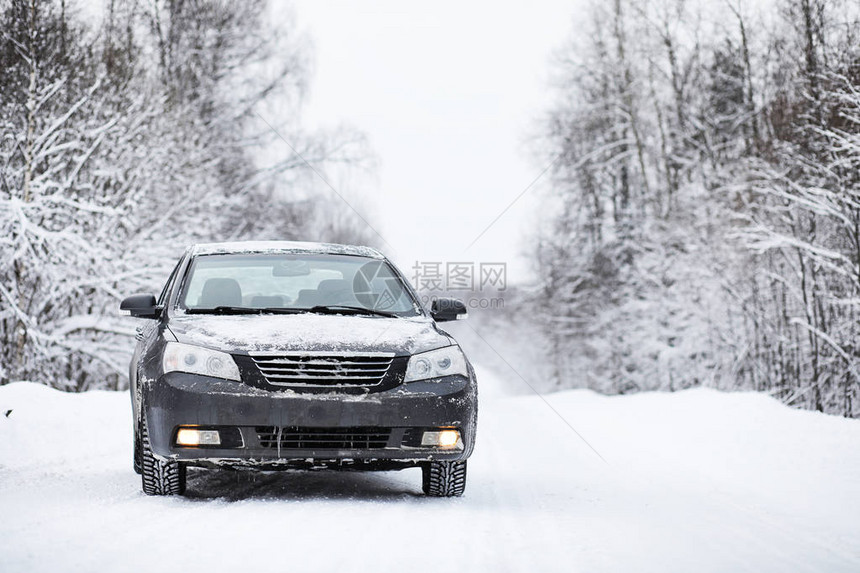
<box><xmin>162</xmin><ymin>342</ymin><xmax>241</xmax><ymax>381</ymax></box>
<box><xmin>405</xmin><ymin>346</ymin><xmax>468</xmax><ymax>382</ymax></box>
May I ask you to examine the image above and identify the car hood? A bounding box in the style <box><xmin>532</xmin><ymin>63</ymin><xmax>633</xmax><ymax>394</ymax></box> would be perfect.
<box><xmin>166</xmin><ymin>313</ymin><xmax>452</xmax><ymax>356</ymax></box>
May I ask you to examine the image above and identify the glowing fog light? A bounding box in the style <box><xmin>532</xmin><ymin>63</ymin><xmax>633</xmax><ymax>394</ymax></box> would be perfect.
<box><xmin>421</xmin><ymin>429</ymin><xmax>463</xmax><ymax>449</ymax></box>
<box><xmin>175</xmin><ymin>427</ymin><xmax>221</xmax><ymax>447</ymax></box>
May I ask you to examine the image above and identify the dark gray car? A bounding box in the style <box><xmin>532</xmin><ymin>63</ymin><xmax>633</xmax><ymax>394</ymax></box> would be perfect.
<box><xmin>121</xmin><ymin>241</ymin><xmax>477</xmax><ymax>497</ymax></box>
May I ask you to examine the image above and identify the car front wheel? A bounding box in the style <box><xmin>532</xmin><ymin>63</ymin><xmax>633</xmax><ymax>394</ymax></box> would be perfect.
<box><xmin>140</xmin><ymin>415</ymin><xmax>186</xmax><ymax>496</ymax></box>
<box><xmin>422</xmin><ymin>460</ymin><xmax>467</xmax><ymax>497</ymax></box>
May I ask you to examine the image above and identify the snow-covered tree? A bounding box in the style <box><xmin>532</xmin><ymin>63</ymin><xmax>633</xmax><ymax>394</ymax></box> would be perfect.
<box><xmin>533</xmin><ymin>0</ymin><xmax>859</xmax><ymax>416</ymax></box>
<box><xmin>0</xmin><ymin>0</ymin><xmax>372</xmax><ymax>390</ymax></box>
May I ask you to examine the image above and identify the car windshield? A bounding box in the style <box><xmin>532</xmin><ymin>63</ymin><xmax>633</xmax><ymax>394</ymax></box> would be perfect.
<box><xmin>179</xmin><ymin>253</ymin><xmax>420</xmax><ymax>317</ymax></box>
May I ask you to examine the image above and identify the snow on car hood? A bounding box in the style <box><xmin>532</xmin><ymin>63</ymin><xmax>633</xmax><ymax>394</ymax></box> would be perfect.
<box><xmin>166</xmin><ymin>313</ymin><xmax>452</xmax><ymax>356</ymax></box>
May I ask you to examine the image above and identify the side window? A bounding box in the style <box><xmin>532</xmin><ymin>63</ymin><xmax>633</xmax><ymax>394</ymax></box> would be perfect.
<box><xmin>157</xmin><ymin>259</ymin><xmax>183</xmax><ymax>307</ymax></box>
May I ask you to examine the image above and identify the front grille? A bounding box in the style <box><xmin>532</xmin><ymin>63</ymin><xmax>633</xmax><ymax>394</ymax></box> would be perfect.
<box><xmin>249</xmin><ymin>352</ymin><xmax>394</xmax><ymax>387</ymax></box>
<box><xmin>256</xmin><ymin>426</ymin><xmax>392</xmax><ymax>450</ymax></box>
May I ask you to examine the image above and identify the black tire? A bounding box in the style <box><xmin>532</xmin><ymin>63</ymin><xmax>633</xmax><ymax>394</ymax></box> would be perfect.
<box><xmin>140</xmin><ymin>415</ymin><xmax>186</xmax><ymax>496</ymax></box>
<box><xmin>422</xmin><ymin>460</ymin><xmax>467</xmax><ymax>497</ymax></box>
<box><xmin>133</xmin><ymin>432</ymin><xmax>142</xmax><ymax>475</ymax></box>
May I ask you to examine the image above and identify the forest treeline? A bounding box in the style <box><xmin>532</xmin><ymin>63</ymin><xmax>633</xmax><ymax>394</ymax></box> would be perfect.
<box><xmin>535</xmin><ymin>0</ymin><xmax>860</xmax><ymax>416</ymax></box>
<box><xmin>3</xmin><ymin>0</ymin><xmax>859</xmax><ymax>419</ymax></box>
<box><xmin>0</xmin><ymin>0</ymin><xmax>370</xmax><ymax>390</ymax></box>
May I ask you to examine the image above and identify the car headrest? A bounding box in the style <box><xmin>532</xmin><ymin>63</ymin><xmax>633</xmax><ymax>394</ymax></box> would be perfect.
<box><xmin>199</xmin><ymin>278</ymin><xmax>242</xmax><ymax>308</ymax></box>
<box><xmin>317</xmin><ymin>279</ymin><xmax>351</xmax><ymax>293</ymax></box>
<box><xmin>295</xmin><ymin>289</ymin><xmax>320</xmax><ymax>308</ymax></box>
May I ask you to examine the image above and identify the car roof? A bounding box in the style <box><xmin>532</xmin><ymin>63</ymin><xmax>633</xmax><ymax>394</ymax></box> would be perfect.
<box><xmin>188</xmin><ymin>241</ymin><xmax>385</xmax><ymax>259</ymax></box>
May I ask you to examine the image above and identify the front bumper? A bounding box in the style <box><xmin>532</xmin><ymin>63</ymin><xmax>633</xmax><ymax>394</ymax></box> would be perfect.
<box><xmin>144</xmin><ymin>372</ymin><xmax>477</xmax><ymax>468</ymax></box>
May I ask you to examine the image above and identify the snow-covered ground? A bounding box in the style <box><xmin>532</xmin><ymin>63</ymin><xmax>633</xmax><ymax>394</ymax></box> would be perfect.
<box><xmin>1</xmin><ymin>366</ymin><xmax>859</xmax><ymax>573</ymax></box>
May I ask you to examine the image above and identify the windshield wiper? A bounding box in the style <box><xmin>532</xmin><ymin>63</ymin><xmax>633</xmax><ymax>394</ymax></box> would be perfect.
<box><xmin>185</xmin><ymin>305</ymin><xmax>400</xmax><ymax>318</ymax></box>
<box><xmin>307</xmin><ymin>305</ymin><xmax>400</xmax><ymax>318</ymax></box>
<box><xmin>186</xmin><ymin>306</ymin><xmax>304</xmax><ymax>315</ymax></box>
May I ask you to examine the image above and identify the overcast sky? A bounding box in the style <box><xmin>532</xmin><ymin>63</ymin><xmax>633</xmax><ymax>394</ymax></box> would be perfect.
<box><xmin>289</xmin><ymin>1</ymin><xmax>580</xmax><ymax>283</ymax></box>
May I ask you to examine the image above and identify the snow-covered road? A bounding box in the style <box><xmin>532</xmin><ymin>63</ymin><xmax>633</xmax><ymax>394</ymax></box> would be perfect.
<box><xmin>1</xmin><ymin>367</ymin><xmax>859</xmax><ymax>573</ymax></box>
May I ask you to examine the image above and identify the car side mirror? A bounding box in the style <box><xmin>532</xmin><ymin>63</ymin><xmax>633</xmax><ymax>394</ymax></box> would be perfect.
<box><xmin>120</xmin><ymin>294</ymin><xmax>161</xmax><ymax>319</ymax></box>
<box><xmin>430</xmin><ymin>298</ymin><xmax>468</xmax><ymax>322</ymax></box>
